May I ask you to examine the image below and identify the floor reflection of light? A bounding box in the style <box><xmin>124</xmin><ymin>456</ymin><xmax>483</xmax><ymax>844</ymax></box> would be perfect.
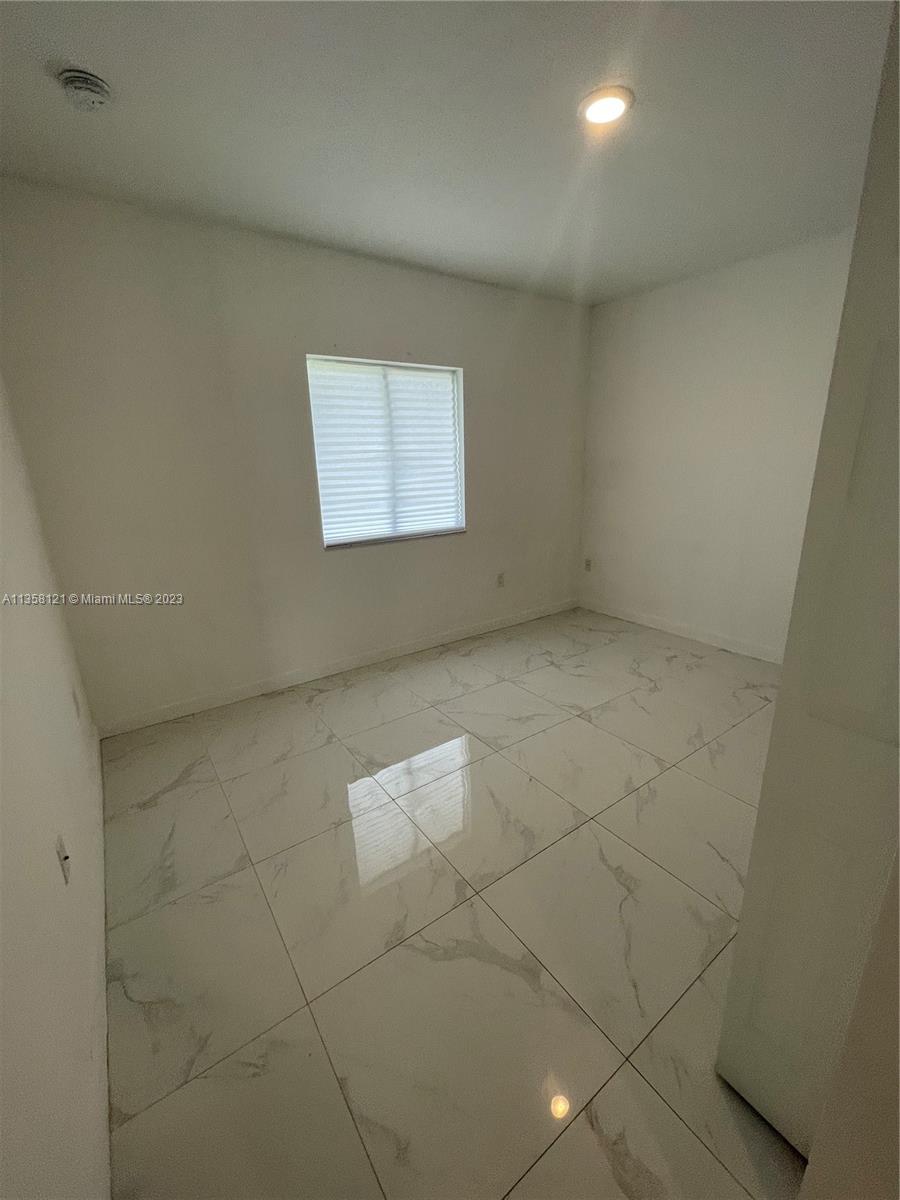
<box><xmin>381</xmin><ymin>736</ymin><xmax>475</xmax><ymax>795</ymax></box>
<box><xmin>347</xmin><ymin>775</ymin><xmax>391</xmax><ymax>820</ymax></box>
<box><xmin>351</xmin><ymin>805</ymin><xmax>422</xmax><ymax>888</ymax></box>
<box><xmin>351</xmin><ymin>738</ymin><xmax>476</xmax><ymax>887</ymax></box>
<box><xmin>550</xmin><ymin>1094</ymin><xmax>570</xmax><ymax>1120</ymax></box>
<box><xmin>403</xmin><ymin>769</ymin><xmax>470</xmax><ymax>845</ymax></box>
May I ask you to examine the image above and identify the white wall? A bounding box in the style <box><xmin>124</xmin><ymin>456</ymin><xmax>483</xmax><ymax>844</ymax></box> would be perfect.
<box><xmin>0</xmin><ymin>179</ymin><xmax>588</xmax><ymax>734</ymax></box>
<box><xmin>717</xmin><ymin>23</ymin><xmax>897</xmax><ymax>1155</ymax></box>
<box><xmin>800</xmin><ymin>857</ymin><xmax>898</xmax><ymax>1200</ymax></box>
<box><xmin>0</xmin><ymin>379</ymin><xmax>109</xmax><ymax>1197</ymax></box>
<box><xmin>581</xmin><ymin>231</ymin><xmax>853</xmax><ymax>662</ymax></box>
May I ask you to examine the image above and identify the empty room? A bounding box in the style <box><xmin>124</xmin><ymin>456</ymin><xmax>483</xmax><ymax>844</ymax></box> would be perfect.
<box><xmin>1</xmin><ymin>3</ymin><xmax>897</xmax><ymax>1199</ymax></box>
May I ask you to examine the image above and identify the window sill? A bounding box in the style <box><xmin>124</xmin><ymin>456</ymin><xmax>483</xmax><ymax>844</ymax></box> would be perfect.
<box><xmin>323</xmin><ymin>527</ymin><xmax>467</xmax><ymax>550</ymax></box>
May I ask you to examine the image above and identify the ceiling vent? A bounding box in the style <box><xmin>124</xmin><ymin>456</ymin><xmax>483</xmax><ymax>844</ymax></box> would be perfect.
<box><xmin>57</xmin><ymin>67</ymin><xmax>111</xmax><ymax>111</ymax></box>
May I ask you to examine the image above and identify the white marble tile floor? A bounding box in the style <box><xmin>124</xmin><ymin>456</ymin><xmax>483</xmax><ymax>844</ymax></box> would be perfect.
<box><xmin>104</xmin><ymin>608</ymin><xmax>798</xmax><ymax>1199</ymax></box>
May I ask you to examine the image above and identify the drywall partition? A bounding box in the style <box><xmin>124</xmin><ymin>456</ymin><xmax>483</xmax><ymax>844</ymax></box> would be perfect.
<box><xmin>717</xmin><ymin>17</ymin><xmax>897</xmax><ymax>1155</ymax></box>
<box><xmin>581</xmin><ymin>231</ymin><xmax>853</xmax><ymax>662</ymax></box>
<box><xmin>0</xmin><ymin>179</ymin><xmax>588</xmax><ymax>733</ymax></box>
<box><xmin>799</xmin><ymin>856</ymin><xmax>898</xmax><ymax>1200</ymax></box>
<box><xmin>0</xmin><ymin>378</ymin><xmax>110</xmax><ymax>1197</ymax></box>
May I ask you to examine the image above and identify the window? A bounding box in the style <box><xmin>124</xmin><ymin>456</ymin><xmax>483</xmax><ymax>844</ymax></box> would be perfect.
<box><xmin>306</xmin><ymin>355</ymin><xmax>465</xmax><ymax>548</ymax></box>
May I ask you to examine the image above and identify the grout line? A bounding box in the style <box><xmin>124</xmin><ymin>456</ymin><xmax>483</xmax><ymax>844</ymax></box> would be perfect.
<box><xmin>203</xmin><ymin>692</ymin><xmax>467</xmax><ymax>1200</ymax></box>
<box><xmin>642</xmin><ymin>1072</ymin><xmax>757</xmax><ymax>1200</ymax></box>
<box><xmin>303</xmin><ymin>1002</ymin><xmax>389</xmax><ymax>1200</ymax></box>
<box><xmin>395</xmin><ymin>773</ymin><xmax>595</xmax><ymax>896</ymax></box>
<box><xmin>500</xmin><ymin>932</ymin><xmax>747</xmax><ymax>1199</ymax></box>
<box><xmin>104</xmin><ymin>779</ymin><xmax>249</xmax><ymax>931</ymax></box>
<box><xmin>676</xmin><ymin>765</ymin><xmax>762</xmax><ymax>811</ymax></box>
<box><xmin>402</xmin><ymin>745</ymin><xmax>737</xmax><ymax>930</ymax></box>
<box><xmin>108</xmin><ymin>1002</ymin><xmax>309</xmax><ymax>1133</ymax></box>
<box><xmin>211</xmin><ymin>759</ymin><xmax>310</xmax><ymax>1007</ymax></box>
<box><xmin>334</xmin><ymin>703</ymin><xmax>493</xmax><ymax>792</ymax></box>
<box><xmin>108</xmin><ymin>754</ymin><xmax>316</xmax><ymax>1136</ymax></box>
<box><xmin>249</xmin><ymin>795</ymin><xmax>397</xmax><ymax>867</ymax></box>
<box><xmin>186</xmin><ymin>735</ymin><xmax>387</xmax><ymax>1198</ymax></box>
<box><xmin>104</xmin><ymin>855</ymin><xmax>253</xmax><ymax>933</ymax></box>
<box><xmin>577</xmin><ymin>694</ymin><xmax>773</xmax><ymax>776</ymax></box>
<box><xmin>106</xmin><ymin>695</ymin><xmax>756</xmax><ymax>998</ymax></box>
<box><xmin>300</xmin><ymin>747</ymin><xmax>670</xmax><ymax>1012</ymax></box>
<box><xmin>625</xmin><ymin>931</ymin><xmax>738</xmax><ymax>1062</ymax></box>
<box><xmin>473</xmin><ymin>886</ymin><xmax>631</xmax><ymax>1058</ymax></box>
<box><xmin>102</xmin><ymin>612</ymin><xmax>778</xmax><ymax>1186</ymax></box>
<box><xmin>103</xmin><ymin>681</ymin><xmax>769</xmax><ymax>939</ymax></box>
<box><xmin>663</xmin><ymin>702</ymin><xmax>774</xmax><ymax>781</ymax></box>
<box><xmin>478</xmin><ymin>778</ymin><xmax>739</xmax><ymax>923</ymax></box>
<box><xmin>590</xmin><ymin>804</ymin><xmax>743</xmax><ymax>921</ymax></box>
<box><xmin>300</xmin><ymin>884</ymin><xmax>478</xmax><ymax>1006</ymax></box>
<box><xmin>498</xmin><ymin>1062</ymin><xmax>631</xmax><ymax>1200</ymax></box>
<box><xmin>339</xmin><ymin>789</ymin><xmax>677</xmax><ymax>1085</ymax></box>
<box><xmin>308</xmin><ymin>694</ymin><xmax>433</xmax><ymax>740</ymax></box>
<box><xmin>630</xmin><ymin>1056</ymin><xmax>756</xmax><ymax>1200</ymax></box>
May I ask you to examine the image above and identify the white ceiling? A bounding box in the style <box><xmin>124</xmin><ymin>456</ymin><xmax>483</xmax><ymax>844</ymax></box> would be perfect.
<box><xmin>0</xmin><ymin>2</ymin><xmax>891</xmax><ymax>302</ymax></box>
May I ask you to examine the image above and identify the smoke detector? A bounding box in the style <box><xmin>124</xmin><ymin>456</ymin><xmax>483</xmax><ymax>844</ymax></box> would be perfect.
<box><xmin>56</xmin><ymin>67</ymin><xmax>111</xmax><ymax>111</ymax></box>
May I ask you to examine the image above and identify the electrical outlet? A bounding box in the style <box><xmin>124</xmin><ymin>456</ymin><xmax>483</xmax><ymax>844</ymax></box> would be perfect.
<box><xmin>584</xmin><ymin>557</ymin><xmax>592</xmax><ymax>572</ymax></box>
<box><xmin>496</xmin><ymin>572</ymin><xmax>505</xmax><ymax>588</ymax></box>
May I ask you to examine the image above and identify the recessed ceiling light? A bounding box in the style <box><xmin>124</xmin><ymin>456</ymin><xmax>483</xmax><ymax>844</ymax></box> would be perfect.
<box><xmin>56</xmin><ymin>67</ymin><xmax>112</xmax><ymax>111</ymax></box>
<box><xmin>581</xmin><ymin>86</ymin><xmax>634</xmax><ymax>125</ymax></box>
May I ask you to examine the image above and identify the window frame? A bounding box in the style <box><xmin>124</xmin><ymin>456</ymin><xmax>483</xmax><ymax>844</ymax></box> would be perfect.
<box><xmin>305</xmin><ymin>354</ymin><xmax>467</xmax><ymax>551</ymax></box>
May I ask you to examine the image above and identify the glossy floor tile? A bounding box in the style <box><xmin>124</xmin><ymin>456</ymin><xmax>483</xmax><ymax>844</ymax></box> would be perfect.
<box><xmin>107</xmin><ymin>867</ymin><xmax>304</xmax><ymax>1122</ymax></box>
<box><xmin>438</xmin><ymin>680</ymin><xmax>568</xmax><ymax>749</ymax></box>
<box><xmin>103</xmin><ymin>607</ymin><xmax>785</xmax><ymax>1199</ymax></box>
<box><xmin>105</xmin><ymin>783</ymin><xmax>249</xmax><ymax>928</ymax></box>
<box><xmin>258</xmin><ymin>802</ymin><xmax>472</xmax><ymax>997</ymax></box>
<box><xmin>448</xmin><ymin>628</ymin><xmax>555</xmax><ymax>680</ymax></box>
<box><xmin>583</xmin><ymin>672</ymin><xmax>768</xmax><ymax>764</ymax></box>
<box><xmin>516</xmin><ymin>619</ymin><xmax>606</xmax><ymax>661</ymax></box>
<box><xmin>203</xmin><ymin>689</ymin><xmax>334</xmax><ymax>780</ymax></box>
<box><xmin>597</xmin><ymin>767</ymin><xmax>757</xmax><ymax>919</ymax></box>
<box><xmin>101</xmin><ymin>721</ymin><xmax>216</xmax><ymax>819</ymax></box>
<box><xmin>395</xmin><ymin>753</ymin><xmax>587</xmax><ymax>889</ymax></box>
<box><xmin>451</xmin><ymin>624</ymin><xmax>556</xmax><ymax>681</ymax></box>
<box><xmin>484</xmin><ymin>822</ymin><xmax>736</xmax><ymax>1053</ymax></box>
<box><xmin>393</xmin><ymin>644</ymin><xmax>502</xmax><ymax>702</ymax></box>
<box><xmin>541</xmin><ymin>608</ymin><xmax>642</xmax><ymax>639</ymax></box>
<box><xmin>702</xmin><ymin>648</ymin><xmax>781</xmax><ymax>703</ymax></box>
<box><xmin>501</xmin><ymin>717</ymin><xmax>669</xmax><ymax>816</ymax></box>
<box><xmin>312</xmin><ymin>897</ymin><xmax>623</xmax><ymax>1200</ymax></box>
<box><xmin>680</xmin><ymin>702</ymin><xmax>776</xmax><ymax>805</ymax></box>
<box><xmin>111</xmin><ymin>1008</ymin><xmax>382</xmax><ymax>1200</ymax></box>
<box><xmin>632</xmin><ymin>944</ymin><xmax>806</xmax><ymax>1200</ymax></box>
<box><xmin>508</xmin><ymin>1064</ymin><xmax>748</xmax><ymax>1200</ymax></box>
<box><xmin>343</xmin><ymin>707</ymin><xmax>492</xmax><ymax>797</ymax></box>
<box><xmin>572</xmin><ymin>635</ymin><xmax>714</xmax><ymax>690</ymax></box>
<box><xmin>515</xmin><ymin>659</ymin><xmax>639</xmax><ymax>715</ymax></box>
<box><xmin>223</xmin><ymin>740</ymin><xmax>389</xmax><ymax>861</ymax></box>
<box><xmin>306</xmin><ymin>672</ymin><xmax>428</xmax><ymax>736</ymax></box>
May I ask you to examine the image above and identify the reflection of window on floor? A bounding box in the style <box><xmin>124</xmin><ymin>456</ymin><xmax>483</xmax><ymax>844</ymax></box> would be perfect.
<box><xmin>401</xmin><ymin>770</ymin><xmax>471</xmax><ymax>849</ymax></box>
<box><xmin>384</xmin><ymin>737</ymin><xmax>476</xmax><ymax>813</ymax></box>
<box><xmin>352</xmin><ymin>806</ymin><xmax>422</xmax><ymax>889</ymax></box>
<box><xmin>351</xmin><ymin>743</ymin><xmax>473</xmax><ymax>888</ymax></box>
<box><xmin>346</xmin><ymin>777</ymin><xmax>386</xmax><ymax>823</ymax></box>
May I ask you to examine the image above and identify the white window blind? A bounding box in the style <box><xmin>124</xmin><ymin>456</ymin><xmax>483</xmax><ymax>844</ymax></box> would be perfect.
<box><xmin>306</xmin><ymin>356</ymin><xmax>465</xmax><ymax>548</ymax></box>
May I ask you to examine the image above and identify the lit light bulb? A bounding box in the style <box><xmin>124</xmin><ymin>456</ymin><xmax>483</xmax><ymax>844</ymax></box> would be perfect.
<box><xmin>550</xmin><ymin>1094</ymin><xmax>570</xmax><ymax>1120</ymax></box>
<box><xmin>585</xmin><ymin>96</ymin><xmax>626</xmax><ymax>123</ymax></box>
<box><xmin>580</xmin><ymin>86</ymin><xmax>634</xmax><ymax>126</ymax></box>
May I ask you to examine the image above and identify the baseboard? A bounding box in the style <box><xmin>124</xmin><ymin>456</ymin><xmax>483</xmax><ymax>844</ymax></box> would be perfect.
<box><xmin>578</xmin><ymin>596</ymin><xmax>783</xmax><ymax>665</ymax></box>
<box><xmin>99</xmin><ymin>597</ymin><xmax>577</xmax><ymax>737</ymax></box>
